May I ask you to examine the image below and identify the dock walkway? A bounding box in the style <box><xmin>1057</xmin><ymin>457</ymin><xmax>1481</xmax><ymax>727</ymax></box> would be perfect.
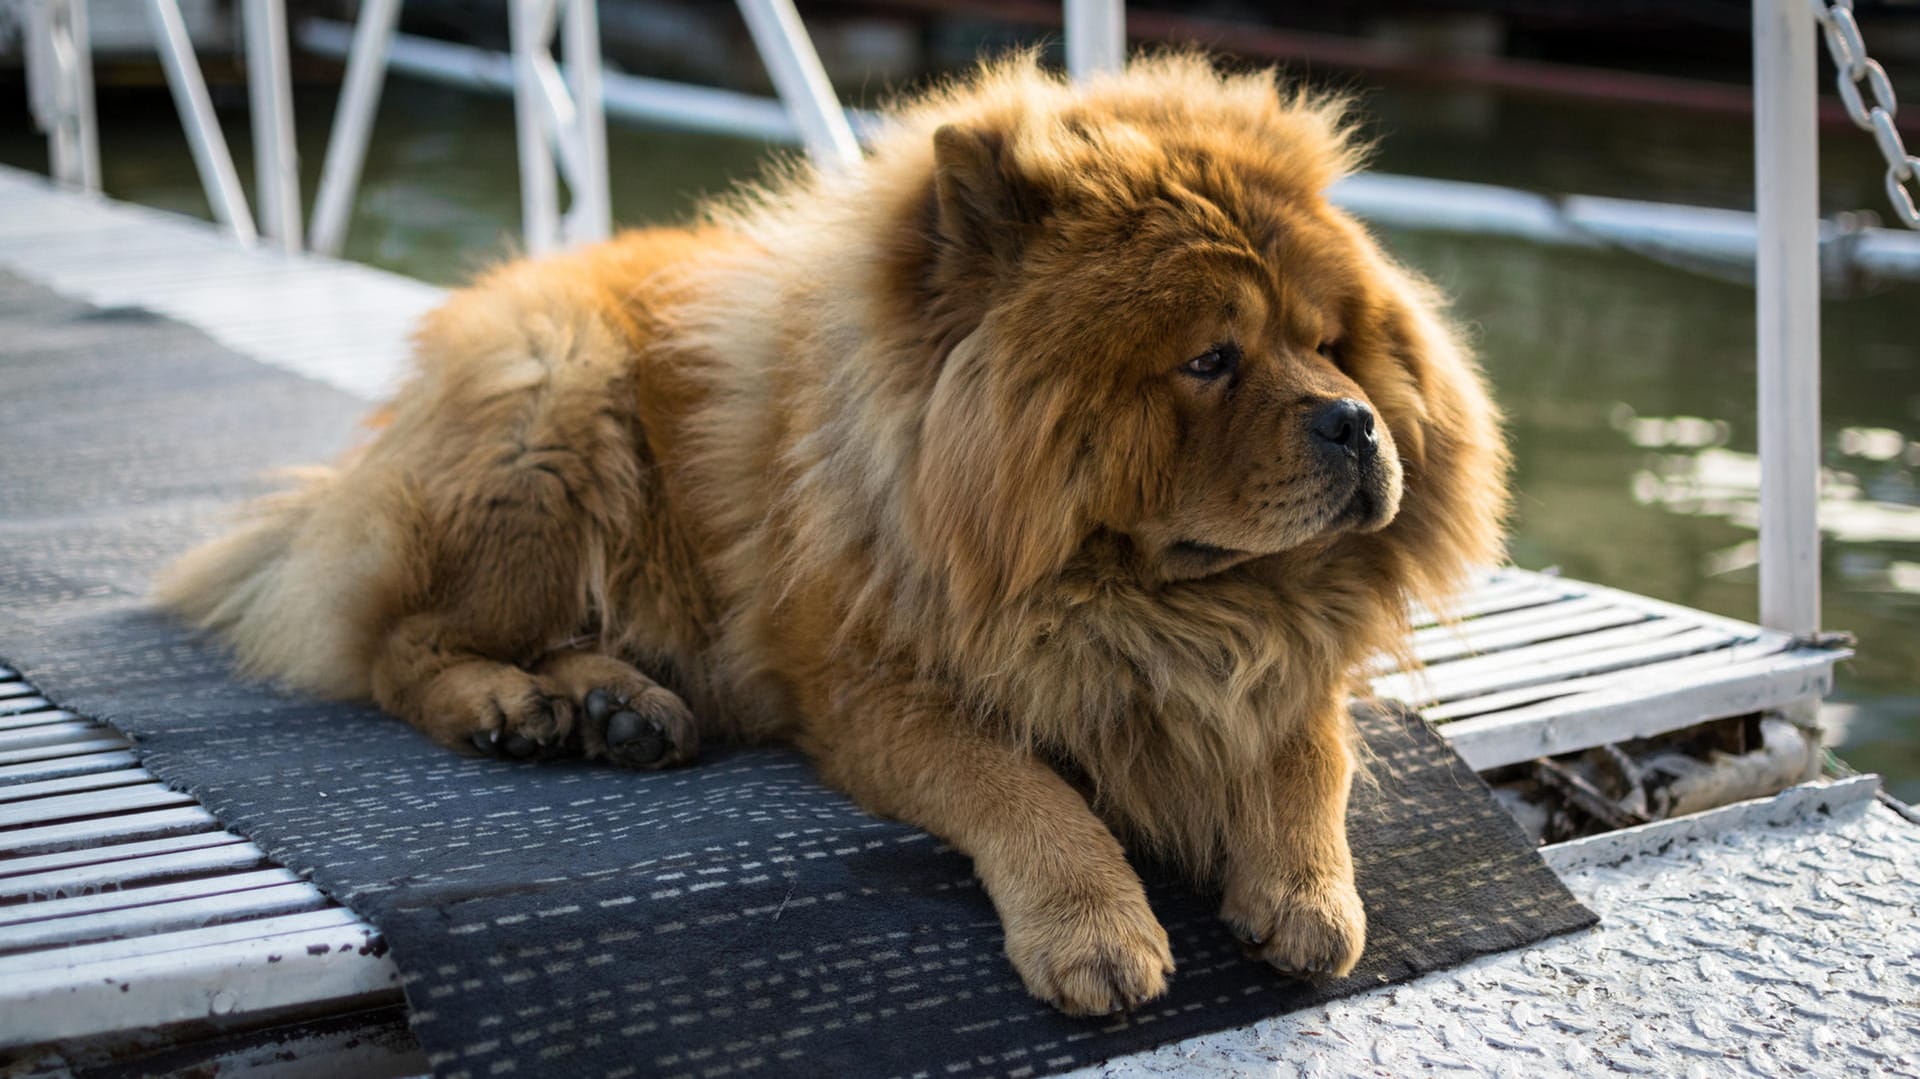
<box><xmin>0</xmin><ymin>166</ymin><xmax>1910</xmax><ymax>1075</ymax></box>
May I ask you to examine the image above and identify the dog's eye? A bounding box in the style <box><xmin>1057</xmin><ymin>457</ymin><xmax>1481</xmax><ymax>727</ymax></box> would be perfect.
<box><xmin>1316</xmin><ymin>339</ymin><xmax>1341</xmax><ymax>362</ymax></box>
<box><xmin>1184</xmin><ymin>344</ymin><xmax>1240</xmax><ymax>381</ymax></box>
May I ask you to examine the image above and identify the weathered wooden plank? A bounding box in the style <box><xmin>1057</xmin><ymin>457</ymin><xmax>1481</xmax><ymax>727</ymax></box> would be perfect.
<box><xmin>0</xmin><ymin>720</ymin><xmax>110</xmax><ymax>752</ymax></box>
<box><xmin>1408</xmin><ymin>604</ymin><xmax>1654</xmax><ymax>668</ymax></box>
<box><xmin>0</xmin><ymin>736</ymin><xmax>133</xmax><ymax>768</ymax></box>
<box><xmin>0</xmin><ymin>919</ymin><xmax>399</xmax><ymax>1049</ymax></box>
<box><xmin>0</xmin><ymin>750</ymin><xmax>141</xmax><ymax>785</ymax></box>
<box><xmin>0</xmin><ymin>869</ymin><xmax>302</xmax><ymax>929</ymax></box>
<box><xmin>0</xmin><ymin>883</ymin><xmax>328</xmax><ymax>955</ymax></box>
<box><xmin>0</xmin><ymin>709</ymin><xmax>84</xmax><ymax>732</ymax></box>
<box><xmin>1418</xmin><ymin>637</ymin><xmax>1799</xmax><ymax>722</ymax></box>
<box><xmin>0</xmin><ymin>767</ymin><xmax>153</xmax><ymax>804</ymax></box>
<box><xmin>0</xmin><ymin>783</ymin><xmax>196</xmax><ymax>829</ymax></box>
<box><xmin>0</xmin><ymin>682</ymin><xmax>35</xmax><ymax>700</ymax></box>
<box><xmin>1411</xmin><ymin>579</ymin><xmax>1579</xmax><ymax>628</ymax></box>
<box><xmin>0</xmin><ymin>806</ymin><xmax>218</xmax><ymax>856</ymax></box>
<box><xmin>0</xmin><ymin>831</ymin><xmax>248</xmax><ymax>880</ymax></box>
<box><xmin>0</xmin><ymin>842</ymin><xmax>269</xmax><ymax>902</ymax></box>
<box><xmin>1374</xmin><ymin>622</ymin><xmax>1747</xmax><ymax>705</ymax></box>
<box><xmin>1439</xmin><ymin>649</ymin><xmax>1838</xmax><ymax>770</ymax></box>
<box><xmin>0</xmin><ymin>907</ymin><xmax>363</xmax><ymax>976</ymax></box>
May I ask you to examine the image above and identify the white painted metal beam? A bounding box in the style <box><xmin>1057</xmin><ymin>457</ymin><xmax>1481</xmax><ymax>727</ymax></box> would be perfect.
<box><xmin>1065</xmin><ymin>0</ymin><xmax>1126</xmax><ymax>81</ymax></box>
<box><xmin>308</xmin><ymin>0</ymin><xmax>402</xmax><ymax>257</ymax></box>
<box><xmin>243</xmin><ymin>0</ymin><xmax>302</xmax><ymax>252</ymax></box>
<box><xmin>735</xmin><ymin>0</ymin><xmax>861</xmax><ymax>169</ymax></box>
<box><xmin>145</xmin><ymin>0</ymin><xmax>259</xmax><ymax>245</ymax></box>
<box><xmin>1754</xmin><ymin>0</ymin><xmax>1823</xmax><ymax>647</ymax></box>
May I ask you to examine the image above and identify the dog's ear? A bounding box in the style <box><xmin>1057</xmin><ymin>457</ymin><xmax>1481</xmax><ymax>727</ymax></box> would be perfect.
<box><xmin>931</xmin><ymin>123</ymin><xmax>1047</xmax><ymax>271</ymax></box>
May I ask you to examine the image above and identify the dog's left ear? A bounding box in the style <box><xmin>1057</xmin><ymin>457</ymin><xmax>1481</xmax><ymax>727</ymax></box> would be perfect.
<box><xmin>931</xmin><ymin>123</ymin><xmax>1048</xmax><ymax>272</ymax></box>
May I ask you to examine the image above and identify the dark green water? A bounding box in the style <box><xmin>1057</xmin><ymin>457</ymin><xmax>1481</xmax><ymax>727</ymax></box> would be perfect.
<box><xmin>4</xmin><ymin>77</ymin><xmax>1915</xmax><ymax>799</ymax></box>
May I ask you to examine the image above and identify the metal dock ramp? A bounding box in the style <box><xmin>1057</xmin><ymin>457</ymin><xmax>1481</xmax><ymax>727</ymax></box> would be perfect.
<box><xmin>0</xmin><ymin>167</ymin><xmax>1862</xmax><ymax>1067</ymax></box>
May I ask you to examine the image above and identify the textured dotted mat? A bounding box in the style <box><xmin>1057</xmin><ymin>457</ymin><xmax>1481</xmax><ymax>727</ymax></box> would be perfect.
<box><xmin>0</xmin><ymin>275</ymin><xmax>1595</xmax><ymax>1077</ymax></box>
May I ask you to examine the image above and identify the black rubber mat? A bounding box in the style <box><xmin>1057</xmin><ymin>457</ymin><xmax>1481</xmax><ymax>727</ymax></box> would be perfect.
<box><xmin>0</xmin><ymin>274</ymin><xmax>1595</xmax><ymax>1078</ymax></box>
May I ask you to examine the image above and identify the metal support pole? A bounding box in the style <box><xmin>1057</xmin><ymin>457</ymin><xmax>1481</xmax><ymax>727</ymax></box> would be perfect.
<box><xmin>1753</xmin><ymin>0</ymin><xmax>1822</xmax><ymax>726</ymax></box>
<box><xmin>561</xmin><ymin>0</ymin><xmax>610</xmax><ymax>244</ymax></box>
<box><xmin>309</xmin><ymin>0</ymin><xmax>402</xmax><ymax>257</ymax></box>
<box><xmin>1065</xmin><ymin>0</ymin><xmax>1125</xmax><ymax>82</ymax></box>
<box><xmin>244</xmin><ymin>0</ymin><xmax>302</xmax><ymax>251</ymax></box>
<box><xmin>735</xmin><ymin>0</ymin><xmax>860</xmax><ymax>169</ymax></box>
<box><xmin>510</xmin><ymin>0</ymin><xmax>563</xmax><ymax>254</ymax></box>
<box><xmin>508</xmin><ymin>0</ymin><xmax>610</xmax><ymax>254</ymax></box>
<box><xmin>146</xmin><ymin>0</ymin><xmax>258</xmax><ymax>244</ymax></box>
<box><xmin>25</xmin><ymin>0</ymin><xmax>101</xmax><ymax>193</ymax></box>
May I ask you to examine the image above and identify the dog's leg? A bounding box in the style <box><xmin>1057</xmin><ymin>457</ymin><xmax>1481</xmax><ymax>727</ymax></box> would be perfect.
<box><xmin>811</xmin><ymin>678</ymin><xmax>1173</xmax><ymax>1016</ymax></box>
<box><xmin>1216</xmin><ymin>698</ymin><xmax>1366</xmax><ymax>978</ymax></box>
<box><xmin>536</xmin><ymin>649</ymin><xmax>697</xmax><ymax>769</ymax></box>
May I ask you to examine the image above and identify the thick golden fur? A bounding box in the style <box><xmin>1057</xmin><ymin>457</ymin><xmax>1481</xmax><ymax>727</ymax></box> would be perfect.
<box><xmin>156</xmin><ymin>55</ymin><xmax>1507</xmax><ymax>1015</ymax></box>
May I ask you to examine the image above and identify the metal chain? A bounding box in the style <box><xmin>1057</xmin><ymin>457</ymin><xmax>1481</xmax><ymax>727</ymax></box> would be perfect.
<box><xmin>1810</xmin><ymin>0</ymin><xmax>1920</xmax><ymax>228</ymax></box>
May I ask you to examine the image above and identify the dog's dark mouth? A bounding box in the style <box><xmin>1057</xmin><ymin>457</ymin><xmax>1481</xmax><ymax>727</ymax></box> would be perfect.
<box><xmin>1169</xmin><ymin>540</ymin><xmax>1243</xmax><ymax>562</ymax></box>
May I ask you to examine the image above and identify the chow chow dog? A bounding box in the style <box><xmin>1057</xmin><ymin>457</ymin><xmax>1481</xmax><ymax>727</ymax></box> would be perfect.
<box><xmin>157</xmin><ymin>54</ymin><xmax>1506</xmax><ymax>1015</ymax></box>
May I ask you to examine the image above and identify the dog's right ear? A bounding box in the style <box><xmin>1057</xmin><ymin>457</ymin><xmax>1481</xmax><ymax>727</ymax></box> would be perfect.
<box><xmin>931</xmin><ymin>123</ymin><xmax>1047</xmax><ymax>270</ymax></box>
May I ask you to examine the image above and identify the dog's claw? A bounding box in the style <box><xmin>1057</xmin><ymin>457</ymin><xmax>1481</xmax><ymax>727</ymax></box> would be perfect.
<box><xmin>503</xmin><ymin>732</ymin><xmax>542</xmax><ymax>759</ymax></box>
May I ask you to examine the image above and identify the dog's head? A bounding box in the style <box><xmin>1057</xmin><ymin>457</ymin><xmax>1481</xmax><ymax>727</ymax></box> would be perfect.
<box><xmin>899</xmin><ymin>55</ymin><xmax>1507</xmax><ymax>615</ymax></box>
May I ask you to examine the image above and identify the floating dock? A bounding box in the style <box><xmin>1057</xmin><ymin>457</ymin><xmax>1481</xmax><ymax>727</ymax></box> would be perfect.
<box><xmin>0</xmin><ymin>167</ymin><xmax>1909</xmax><ymax>1076</ymax></box>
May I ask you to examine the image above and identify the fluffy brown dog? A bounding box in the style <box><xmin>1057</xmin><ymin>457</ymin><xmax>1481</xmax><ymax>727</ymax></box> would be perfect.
<box><xmin>157</xmin><ymin>54</ymin><xmax>1506</xmax><ymax>1015</ymax></box>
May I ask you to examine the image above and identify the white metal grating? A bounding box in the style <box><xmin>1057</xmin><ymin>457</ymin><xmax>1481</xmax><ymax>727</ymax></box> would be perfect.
<box><xmin>0</xmin><ymin>666</ymin><xmax>401</xmax><ymax>1050</ymax></box>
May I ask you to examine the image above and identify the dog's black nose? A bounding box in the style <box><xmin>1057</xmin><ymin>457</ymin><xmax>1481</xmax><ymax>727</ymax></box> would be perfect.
<box><xmin>1309</xmin><ymin>398</ymin><xmax>1377</xmax><ymax>458</ymax></box>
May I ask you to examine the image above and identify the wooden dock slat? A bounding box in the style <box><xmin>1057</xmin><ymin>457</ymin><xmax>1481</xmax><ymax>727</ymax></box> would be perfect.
<box><xmin>0</xmin><ymin>709</ymin><xmax>84</xmax><ymax>733</ymax></box>
<box><xmin>0</xmin><ymin>806</ymin><xmax>220</xmax><ymax>856</ymax></box>
<box><xmin>0</xmin><ymin>832</ymin><xmax>252</xmax><ymax>880</ymax></box>
<box><xmin>0</xmin><ymin>843</ymin><xmax>270</xmax><ymax>903</ymax></box>
<box><xmin>1417</xmin><ymin>636</ymin><xmax>1800</xmax><ymax>722</ymax></box>
<box><xmin>0</xmin><ymin>919</ymin><xmax>399</xmax><ymax>1050</ymax></box>
<box><xmin>0</xmin><ymin>750</ymin><xmax>142</xmax><ymax>785</ymax></box>
<box><xmin>0</xmin><ymin>767</ymin><xmax>156</xmax><ymax>805</ymax></box>
<box><xmin>0</xmin><ymin>736</ymin><xmax>133</xmax><ymax>768</ymax></box>
<box><xmin>0</xmin><ymin>883</ymin><xmax>328</xmax><ymax>955</ymax></box>
<box><xmin>1411</xmin><ymin>579</ymin><xmax>1578</xmax><ymax>627</ymax></box>
<box><xmin>1407</xmin><ymin>604</ymin><xmax>1654</xmax><ymax>667</ymax></box>
<box><xmin>0</xmin><ymin>869</ymin><xmax>304</xmax><ymax>930</ymax></box>
<box><xmin>1442</xmin><ymin>648</ymin><xmax>1838</xmax><ymax>770</ymax></box>
<box><xmin>0</xmin><ymin>783</ymin><xmax>196</xmax><ymax>829</ymax></box>
<box><xmin>0</xmin><ymin>907</ymin><xmax>365</xmax><ymax>977</ymax></box>
<box><xmin>1373</xmin><ymin>621</ymin><xmax>1748</xmax><ymax>705</ymax></box>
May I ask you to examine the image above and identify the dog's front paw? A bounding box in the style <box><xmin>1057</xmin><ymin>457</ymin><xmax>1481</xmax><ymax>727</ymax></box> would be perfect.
<box><xmin>1003</xmin><ymin>887</ymin><xmax>1174</xmax><ymax>1016</ymax></box>
<box><xmin>1220</xmin><ymin>871</ymin><xmax>1366</xmax><ymax>979</ymax></box>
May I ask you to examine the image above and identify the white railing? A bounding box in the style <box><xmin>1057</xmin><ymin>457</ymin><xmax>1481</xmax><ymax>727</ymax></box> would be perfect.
<box><xmin>1754</xmin><ymin>0</ymin><xmax>1823</xmax><ymax>687</ymax></box>
<box><xmin>17</xmin><ymin>0</ymin><xmax>1839</xmax><ymax>729</ymax></box>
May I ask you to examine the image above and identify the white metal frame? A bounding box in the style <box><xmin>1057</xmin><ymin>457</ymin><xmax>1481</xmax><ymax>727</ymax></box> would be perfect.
<box><xmin>1065</xmin><ymin>0</ymin><xmax>1126</xmax><ymax>81</ymax></box>
<box><xmin>23</xmin><ymin>0</ymin><xmax>100</xmax><ymax>194</ymax></box>
<box><xmin>1753</xmin><ymin>0</ymin><xmax>1825</xmax><ymax>741</ymax></box>
<box><xmin>308</xmin><ymin>0</ymin><xmax>401</xmax><ymax>257</ymax></box>
<box><xmin>508</xmin><ymin>0</ymin><xmax>612</xmax><ymax>255</ymax></box>
<box><xmin>736</xmin><ymin>0</ymin><xmax>861</xmax><ymax>169</ymax></box>
<box><xmin>243</xmin><ymin>0</ymin><xmax>302</xmax><ymax>252</ymax></box>
<box><xmin>145</xmin><ymin>0</ymin><xmax>258</xmax><ymax>245</ymax></box>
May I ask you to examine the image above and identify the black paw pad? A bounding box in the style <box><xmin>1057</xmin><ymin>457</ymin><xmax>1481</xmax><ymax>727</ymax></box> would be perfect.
<box><xmin>607</xmin><ymin>709</ymin><xmax>669</xmax><ymax>765</ymax></box>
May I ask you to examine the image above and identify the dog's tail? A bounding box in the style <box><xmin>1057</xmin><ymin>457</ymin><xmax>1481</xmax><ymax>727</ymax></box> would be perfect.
<box><xmin>152</xmin><ymin>466</ymin><xmax>381</xmax><ymax>699</ymax></box>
